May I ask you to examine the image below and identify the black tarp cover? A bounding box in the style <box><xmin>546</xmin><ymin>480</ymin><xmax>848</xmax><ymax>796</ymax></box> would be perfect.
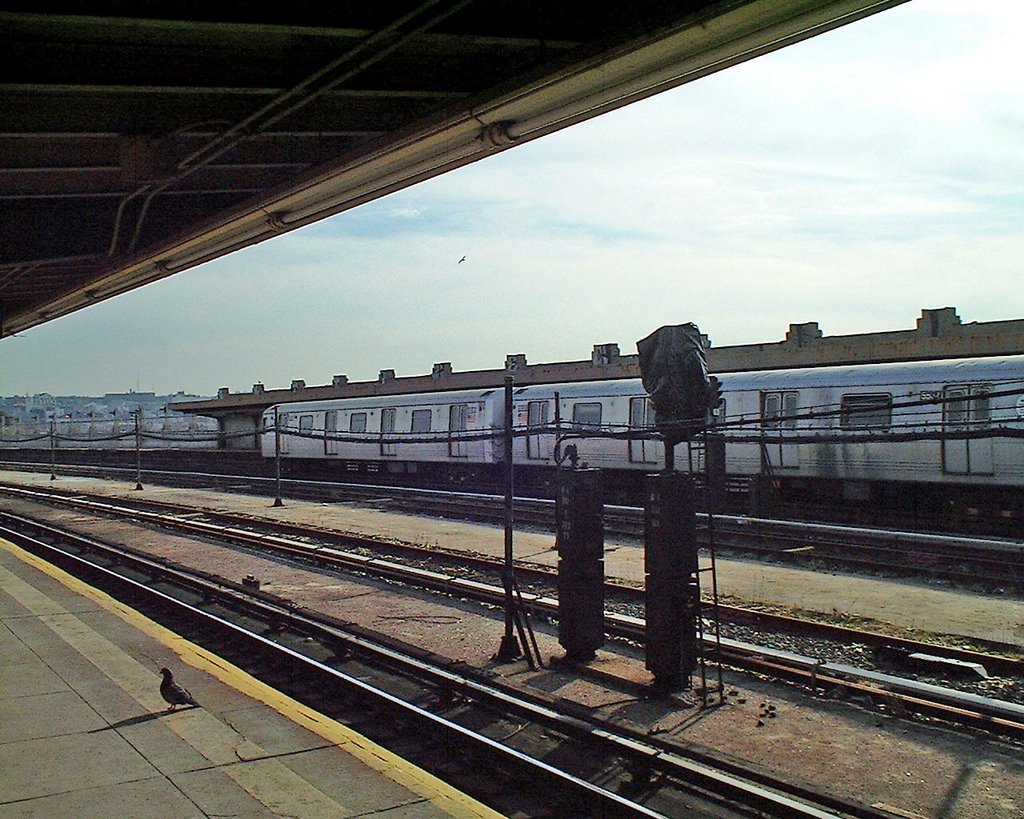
<box><xmin>636</xmin><ymin>323</ymin><xmax>709</xmax><ymax>445</ymax></box>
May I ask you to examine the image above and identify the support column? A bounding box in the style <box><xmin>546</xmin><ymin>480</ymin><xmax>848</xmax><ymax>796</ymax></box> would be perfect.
<box><xmin>556</xmin><ymin>468</ymin><xmax>604</xmax><ymax>663</ymax></box>
<box><xmin>644</xmin><ymin>472</ymin><xmax>700</xmax><ymax>693</ymax></box>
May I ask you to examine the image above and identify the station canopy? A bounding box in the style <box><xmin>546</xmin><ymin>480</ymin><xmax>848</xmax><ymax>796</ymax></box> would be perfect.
<box><xmin>0</xmin><ymin>1</ymin><xmax>901</xmax><ymax>337</ymax></box>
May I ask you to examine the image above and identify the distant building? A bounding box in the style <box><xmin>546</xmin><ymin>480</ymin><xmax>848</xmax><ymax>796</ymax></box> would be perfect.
<box><xmin>0</xmin><ymin>390</ymin><xmax>213</xmax><ymax>427</ymax></box>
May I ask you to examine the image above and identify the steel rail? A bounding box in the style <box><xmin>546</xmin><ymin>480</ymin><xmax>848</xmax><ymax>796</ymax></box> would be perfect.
<box><xmin>2</xmin><ymin>481</ymin><xmax>1022</xmax><ymax>673</ymax></box>
<box><xmin>5</xmin><ymin>462</ymin><xmax>1021</xmax><ymax>554</ymax></box>
<box><xmin>3</xmin><ymin>467</ymin><xmax>1021</xmax><ymax>577</ymax></box>
<box><xmin>2</xmin><ymin>490</ymin><xmax>1022</xmax><ymax>741</ymax></box>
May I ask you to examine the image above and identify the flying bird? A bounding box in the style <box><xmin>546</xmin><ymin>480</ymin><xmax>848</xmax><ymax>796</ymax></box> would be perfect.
<box><xmin>160</xmin><ymin>667</ymin><xmax>200</xmax><ymax>710</ymax></box>
<box><xmin>458</xmin><ymin>255</ymin><xmax>466</xmax><ymax>264</ymax></box>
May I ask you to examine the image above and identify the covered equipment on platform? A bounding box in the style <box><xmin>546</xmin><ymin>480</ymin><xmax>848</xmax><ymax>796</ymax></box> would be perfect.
<box><xmin>636</xmin><ymin>322</ymin><xmax>710</xmax><ymax>447</ymax></box>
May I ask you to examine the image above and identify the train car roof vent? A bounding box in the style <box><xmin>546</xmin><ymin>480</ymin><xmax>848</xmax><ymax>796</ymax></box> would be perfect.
<box><xmin>378</xmin><ymin>369</ymin><xmax>396</xmax><ymax>384</ymax></box>
<box><xmin>290</xmin><ymin>379</ymin><xmax>305</xmax><ymax>391</ymax></box>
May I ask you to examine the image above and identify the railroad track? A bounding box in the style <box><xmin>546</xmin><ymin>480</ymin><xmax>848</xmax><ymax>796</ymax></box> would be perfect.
<box><xmin>1</xmin><ymin>514</ymin><xmax>902</xmax><ymax>819</ymax></box>
<box><xmin>3</xmin><ymin>484</ymin><xmax>1022</xmax><ymax>743</ymax></box>
<box><xmin>2</xmin><ymin>464</ymin><xmax>1022</xmax><ymax>590</ymax></box>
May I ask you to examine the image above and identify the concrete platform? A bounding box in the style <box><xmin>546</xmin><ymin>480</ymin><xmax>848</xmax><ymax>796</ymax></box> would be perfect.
<box><xmin>0</xmin><ymin>537</ymin><xmax>499</xmax><ymax>819</ymax></box>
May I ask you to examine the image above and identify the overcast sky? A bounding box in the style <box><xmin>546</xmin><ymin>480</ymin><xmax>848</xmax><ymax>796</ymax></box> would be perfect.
<box><xmin>3</xmin><ymin>1</ymin><xmax>1022</xmax><ymax>397</ymax></box>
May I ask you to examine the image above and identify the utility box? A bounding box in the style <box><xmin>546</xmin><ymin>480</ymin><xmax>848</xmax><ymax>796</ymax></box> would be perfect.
<box><xmin>556</xmin><ymin>468</ymin><xmax>604</xmax><ymax>662</ymax></box>
<box><xmin>644</xmin><ymin>472</ymin><xmax>700</xmax><ymax>691</ymax></box>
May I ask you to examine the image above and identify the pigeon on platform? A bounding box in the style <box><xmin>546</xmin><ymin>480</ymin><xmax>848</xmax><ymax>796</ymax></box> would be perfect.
<box><xmin>159</xmin><ymin>667</ymin><xmax>199</xmax><ymax>710</ymax></box>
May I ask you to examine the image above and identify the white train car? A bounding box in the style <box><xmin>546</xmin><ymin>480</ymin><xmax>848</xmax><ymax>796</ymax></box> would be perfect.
<box><xmin>0</xmin><ymin>414</ymin><xmax>218</xmax><ymax>450</ymax></box>
<box><xmin>260</xmin><ymin>355</ymin><xmax>1024</xmax><ymax>518</ymax></box>
<box><xmin>260</xmin><ymin>387</ymin><xmax>504</xmax><ymax>473</ymax></box>
<box><xmin>712</xmin><ymin>355</ymin><xmax>1024</xmax><ymax>490</ymax></box>
<box><xmin>510</xmin><ymin>379</ymin><xmax>660</xmax><ymax>472</ymax></box>
<box><xmin>508</xmin><ymin>355</ymin><xmax>1024</xmax><ymax>488</ymax></box>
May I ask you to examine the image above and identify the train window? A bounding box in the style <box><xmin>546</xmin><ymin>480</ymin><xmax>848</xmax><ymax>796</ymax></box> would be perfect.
<box><xmin>762</xmin><ymin>391</ymin><xmax>798</xmax><ymax>429</ymax></box>
<box><xmin>572</xmin><ymin>402</ymin><xmax>602</xmax><ymax>429</ymax></box>
<box><xmin>411</xmin><ymin>409</ymin><xmax>432</xmax><ymax>433</ymax></box>
<box><xmin>973</xmin><ymin>389</ymin><xmax>990</xmax><ymax>426</ymax></box>
<box><xmin>629</xmin><ymin>397</ymin><xmax>648</xmax><ymax>429</ymax></box>
<box><xmin>944</xmin><ymin>385</ymin><xmax>990</xmax><ymax>427</ymax></box>
<box><xmin>350</xmin><ymin>412</ymin><xmax>367</xmax><ymax>433</ymax></box>
<box><xmin>840</xmin><ymin>394</ymin><xmax>892</xmax><ymax>428</ymax></box>
<box><xmin>299</xmin><ymin>414</ymin><xmax>314</xmax><ymax>432</ymax></box>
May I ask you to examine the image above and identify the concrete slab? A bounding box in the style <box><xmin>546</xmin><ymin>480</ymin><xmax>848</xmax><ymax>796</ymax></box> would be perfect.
<box><xmin>166</xmin><ymin>768</ymin><xmax>279</xmax><ymax>819</ymax></box>
<box><xmin>0</xmin><ymin>690</ymin><xmax>106</xmax><ymax>744</ymax></box>
<box><xmin>0</xmin><ymin>623</ymin><xmax>38</xmax><ymax>667</ymax></box>
<box><xmin>263</xmin><ymin>744</ymin><xmax>450</xmax><ymax>817</ymax></box>
<box><xmin>217</xmin><ymin>703</ymin><xmax>336</xmax><ymax>757</ymax></box>
<box><xmin>0</xmin><ymin>777</ymin><xmax>206</xmax><ymax>819</ymax></box>
<box><xmin>0</xmin><ymin>647</ymin><xmax>68</xmax><ymax>700</ymax></box>
<box><xmin>102</xmin><ymin>715</ymin><xmax>218</xmax><ymax>777</ymax></box>
<box><xmin>0</xmin><ymin>731</ymin><xmax>158</xmax><ymax>804</ymax></box>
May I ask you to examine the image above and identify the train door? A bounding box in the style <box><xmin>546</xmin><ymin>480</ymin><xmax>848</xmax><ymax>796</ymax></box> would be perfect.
<box><xmin>380</xmin><ymin>408</ymin><xmax>396</xmax><ymax>457</ymax></box>
<box><xmin>761</xmin><ymin>391</ymin><xmax>799</xmax><ymax>469</ymax></box>
<box><xmin>278</xmin><ymin>412</ymin><xmax>290</xmax><ymax>454</ymax></box>
<box><xmin>349</xmin><ymin>411</ymin><xmax>367</xmax><ymax>460</ymax></box>
<box><xmin>449</xmin><ymin>404</ymin><xmax>469</xmax><ymax>457</ymax></box>
<box><xmin>628</xmin><ymin>397</ymin><xmax>658</xmax><ymax>464</ymax></box>
<box><xmin>942</xmin><ymin>385</ymin><xmax>993</xmax><ymax>475</ymax></box>
<box><xmin>325</xmin><ymin>410</ymin><xmax>339</xmax><ymax>455</ymax></box>
<box><xmin>526</xmin><ymin>399</ymin><xmax>551</xmax><ymax>461</ymax></box>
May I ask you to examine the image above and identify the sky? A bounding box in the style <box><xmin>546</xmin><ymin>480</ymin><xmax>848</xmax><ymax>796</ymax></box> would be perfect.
<box><xmin>3</xmin><ymin>1</ymin><xmax>1023</xmax><ymax>397</ymax></box>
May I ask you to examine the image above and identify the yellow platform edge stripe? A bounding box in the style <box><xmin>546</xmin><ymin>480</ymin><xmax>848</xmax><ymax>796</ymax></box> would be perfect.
<box><xmin>0</xmin><ymin>537</ymin><xmax>503</xmax><ymax>819</ymax></box>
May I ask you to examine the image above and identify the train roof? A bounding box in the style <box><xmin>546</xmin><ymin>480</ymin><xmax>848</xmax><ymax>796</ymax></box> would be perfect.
<box><xmin>722</xmin><ymin>355</ymin><xmax>1024</xmax><ymax>390</ymax></box>
<box><xmin>512</xmin><ymin>355</ymin><xmax>1024</xmax><ymax>398</ymax></box>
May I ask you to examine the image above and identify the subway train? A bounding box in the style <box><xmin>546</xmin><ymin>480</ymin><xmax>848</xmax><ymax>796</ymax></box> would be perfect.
<box><xmin>0</xmin><ymin>413</ymin><xmax>219</xmax><ymax>450</ymax></box>
<box><xmin>260</xmin><ymin>355</ymin><xmax>1024</xmax><ymax>525</ymax></box>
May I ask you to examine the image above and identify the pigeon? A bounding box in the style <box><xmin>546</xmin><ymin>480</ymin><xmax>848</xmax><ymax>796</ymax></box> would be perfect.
<box><xmin>159</xmin><ymin>667</ymin><xmax>199</xmax><ymax>710</ymax></box>
<box><xmin>458</xmin><ymin>255</ymin><xmax>466</xmax><ymax>263</ymax></box>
